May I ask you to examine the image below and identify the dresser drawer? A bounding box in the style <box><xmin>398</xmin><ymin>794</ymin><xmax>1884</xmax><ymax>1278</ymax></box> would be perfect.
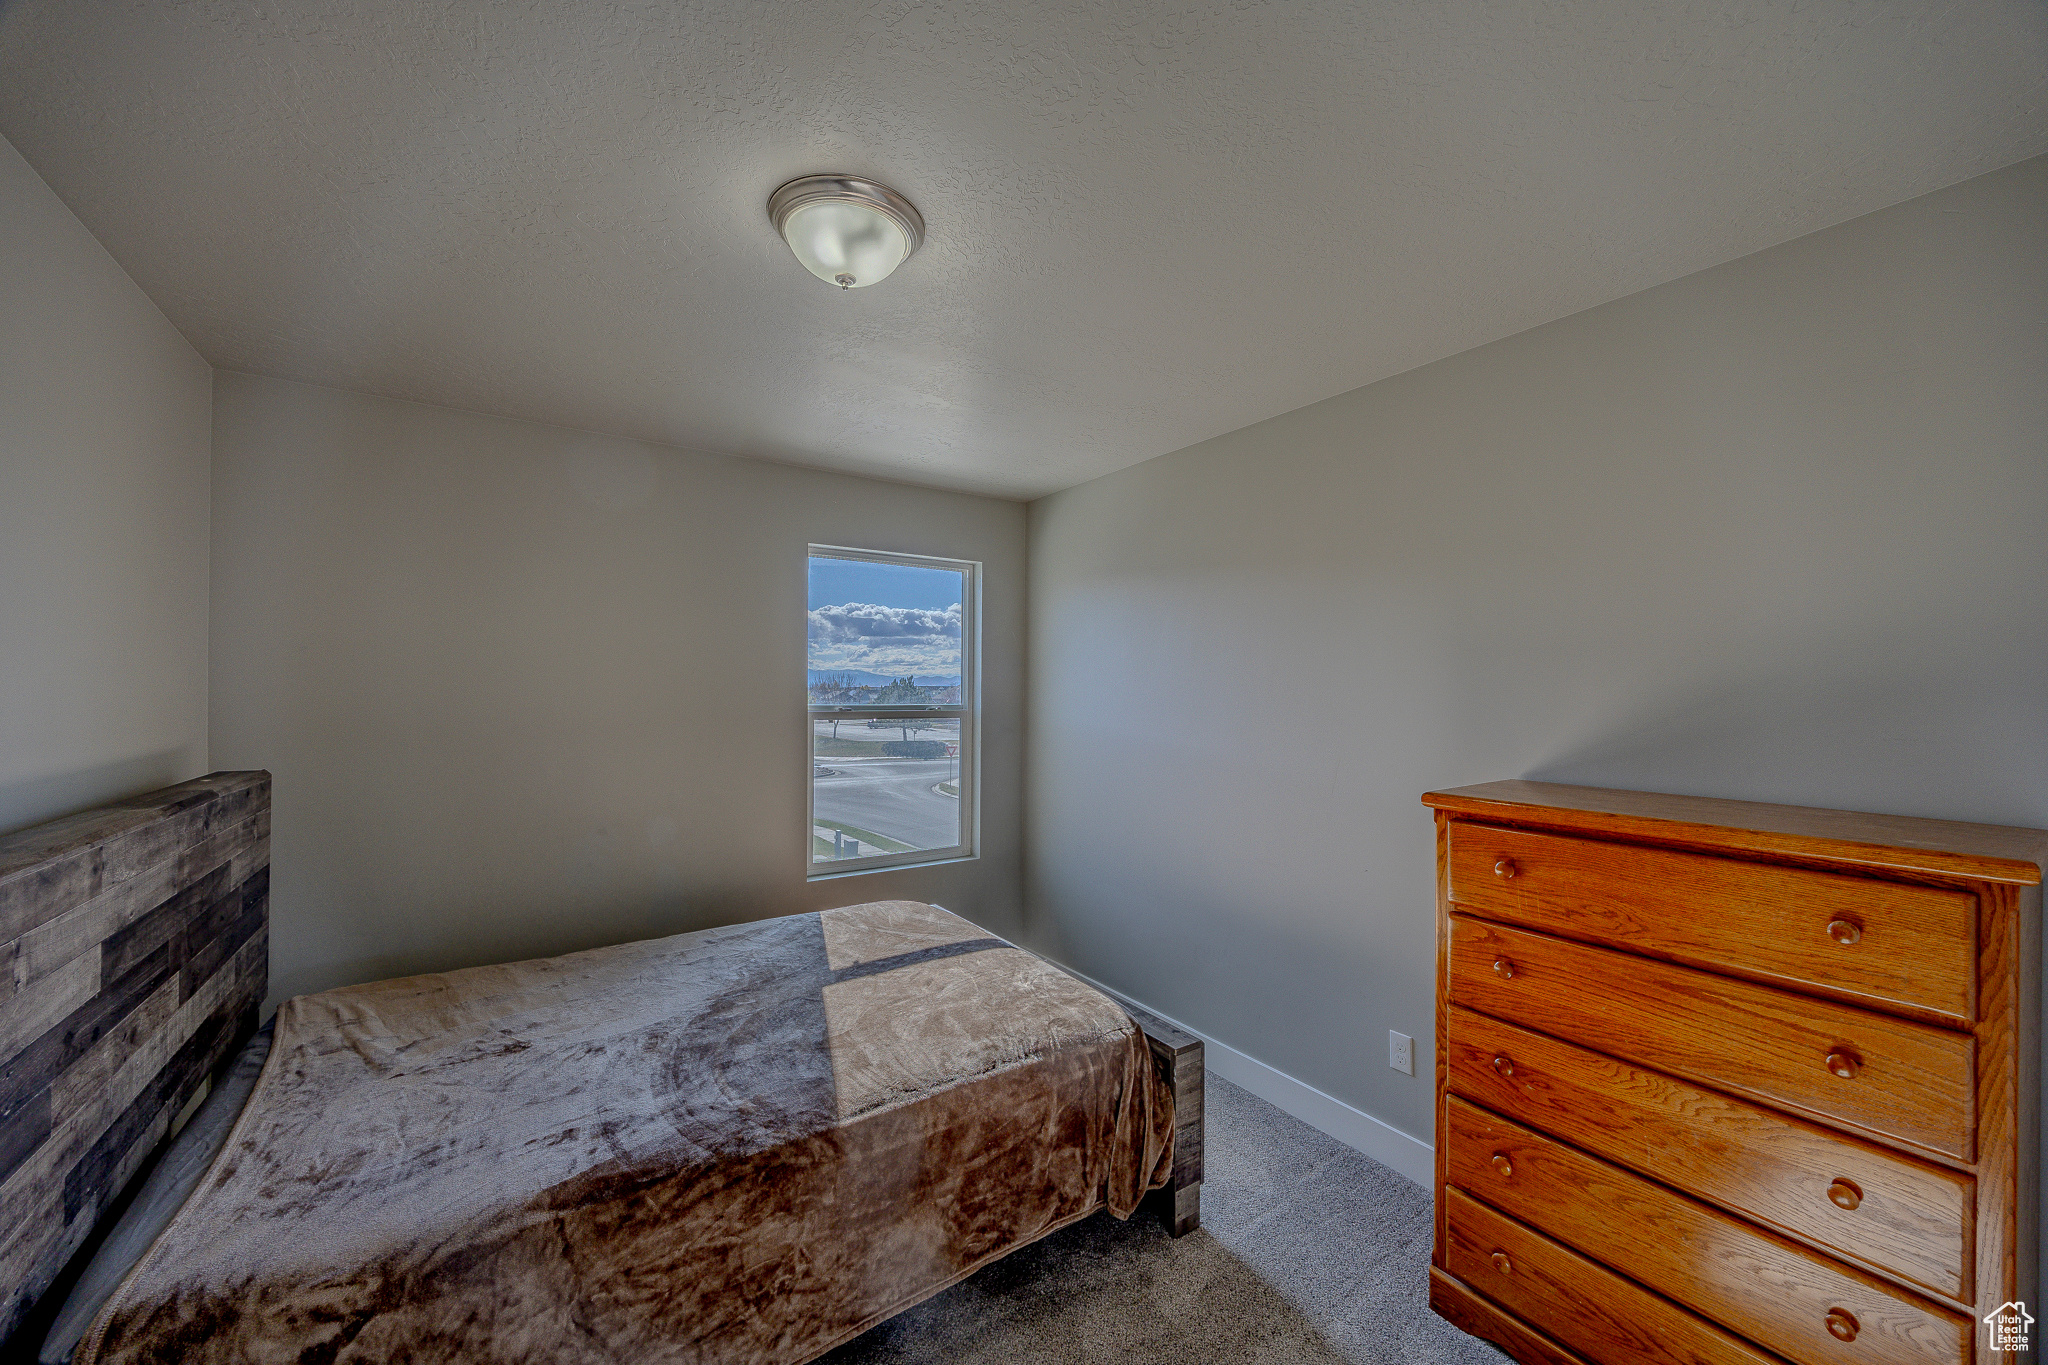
<box><xmin>1443</xmin><ymin>1187</ymin><xmax>1786</xmax><ymax>1365</ymax></box>
<box><xmin>1444</xmin><ymin>1006</ymin><xmax>1971</xmax><ymax>1300</ymax></box>
<box><xmin>1445</xmin><ymin>1098</ymin><xmax>1971</xmax><ymax>1365</ymax></box>
<box><xmin>1449</xmin><ymin>916</ymin><xmax>1975</xmax><ymax>1159</ymax></box>
<box><xmin>1447</xmin><ymin>822</ymin><xmax>1976</xmax><ymax>1023</ymax></box>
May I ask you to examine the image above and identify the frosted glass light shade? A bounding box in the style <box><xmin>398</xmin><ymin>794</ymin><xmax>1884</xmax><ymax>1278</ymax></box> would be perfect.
<box><xmin>768</xmin><ymin>176</ymin><xmax>924</xmax><ymax>290</ymax></box>
<box><xmin>783</xmin><ymin>200</ymin><xmax>907</xmax><ymax>288</ymax></box>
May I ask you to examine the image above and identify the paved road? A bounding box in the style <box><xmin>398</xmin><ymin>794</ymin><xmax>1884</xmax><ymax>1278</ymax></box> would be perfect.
<box><xmin>815</xmin><ymin>758</ymin><xmax>961</xmax><ymax>855</ymax></box>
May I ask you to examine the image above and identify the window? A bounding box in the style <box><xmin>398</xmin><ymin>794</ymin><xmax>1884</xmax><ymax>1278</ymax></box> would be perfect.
<box><xmin>807</xmin><ymin>546</ymin><xmax>977</xmax><ymax>875</ymax></box>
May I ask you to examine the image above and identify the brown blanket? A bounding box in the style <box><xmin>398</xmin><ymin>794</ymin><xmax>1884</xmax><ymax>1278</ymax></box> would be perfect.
<box><xmin>78</xmin><ymin>901</ymin><xmax>1172</xmax><ymax>1364</ymax></box>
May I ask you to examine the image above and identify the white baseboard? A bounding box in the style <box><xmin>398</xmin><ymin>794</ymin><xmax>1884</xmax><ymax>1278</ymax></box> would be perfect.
<box><xmin>1060</xmin><ymin>965</ymin><xmax>1436</xmax><ymax>1187</ymax></box>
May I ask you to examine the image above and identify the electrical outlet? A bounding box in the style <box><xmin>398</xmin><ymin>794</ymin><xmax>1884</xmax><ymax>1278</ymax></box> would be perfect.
<box><xmin>1389</xmin><ymin>1030</ymin><xmax>1414</xmax><ymax>1076</ymax></box>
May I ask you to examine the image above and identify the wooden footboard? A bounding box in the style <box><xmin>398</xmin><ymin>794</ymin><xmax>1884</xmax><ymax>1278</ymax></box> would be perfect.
<box><xmin>1123</xmin><ymin>1002</ymin><xmax>1204</xmax><ymax>1237</ymax></box>
<box><xmin>0</xmin><ymin>772</ymin><xmax>269</xmax><ymax>1345</ymax></box>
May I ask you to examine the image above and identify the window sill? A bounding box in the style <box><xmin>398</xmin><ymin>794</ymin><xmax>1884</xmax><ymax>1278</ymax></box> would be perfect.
<box><xmin>806</xmin><ymin>851</ymin><xmax>979</xmax><ymax>882</ymax></box>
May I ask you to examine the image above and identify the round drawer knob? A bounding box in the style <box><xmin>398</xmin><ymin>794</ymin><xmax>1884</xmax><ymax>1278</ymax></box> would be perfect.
<box><xmin>1491</xmin><ymin>1251</ymin><xmax>1513</xmax><ymax>1274</ymax></box>
<box><xmin>1826</xmin><ymin>1309</ymin><xmax>1860</xmax><ymax>1342</ymax></box>
<box><xmin>1493</xmin><ymin>958</ymin><xmax>1516</xmax><ymax>979</ymax></box>
<box><xmin>1827</xmin><ymin>919</ymin><xmax>1863</xmax><ymax>946</ymax></box>
<box><xmin>1827</xmin><ymin>1178</ymin><xmax>1863</xmax><ymax>1211</ymax></box>
<box><xmin>1491</xmin><ymin>1152</ymin><xmax>1514</xmax><ymax>1178</ymax></box>
<box><xmin>1494</xmin><ymin>858</ymin><xmax>1519</xmax><ymax>880</ymax></box>
<box><xmin>1492</xmin><ymin>1054</ymin><xmax>1515</xmax><ymax>1078</ymax></box>
<box><xmin>1825</xmin><ymin>1051</ymin><xmax>1860</xmax><ymax>1080</ymax></box>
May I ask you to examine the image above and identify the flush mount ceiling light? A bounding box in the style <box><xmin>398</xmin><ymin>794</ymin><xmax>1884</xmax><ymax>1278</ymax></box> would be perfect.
<box><xmin>768</xmin><ymin>175</ymin><xmax>925</xmax><ymax>290</ymax></box>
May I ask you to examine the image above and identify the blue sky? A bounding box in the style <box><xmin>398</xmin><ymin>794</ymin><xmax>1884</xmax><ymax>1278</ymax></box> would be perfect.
<box><xmin>808</xmin><ymin>555</ymin><xmax>964</xmax><ymax>679</ymax></box>
<box><xmin>808</xmin><ymin>556</ymin><xmax>963</xmax><ymax>612</ymax></box>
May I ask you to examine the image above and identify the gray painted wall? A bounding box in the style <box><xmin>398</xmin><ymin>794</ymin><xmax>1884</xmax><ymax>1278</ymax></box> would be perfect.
<box><xmin>0</xmin><ymin>135</ymin><xmax>212</xmax><ymax>834</ymax></box>
<box><xmin>1025</xmin><ymin>155</ymin><xmax>2048</xmax><ymax>1147</ymax></box>
<box><xmin>210</xmin><ymin>372</ymin><xmax>1026</xmax><ymax>1006</ymax></box>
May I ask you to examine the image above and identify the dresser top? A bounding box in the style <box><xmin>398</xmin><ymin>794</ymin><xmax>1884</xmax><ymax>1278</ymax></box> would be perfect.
<box><xmin>1423</xmin><ymin>780</ymin><xmax>2048</xmax><ymax>886</ymax></box>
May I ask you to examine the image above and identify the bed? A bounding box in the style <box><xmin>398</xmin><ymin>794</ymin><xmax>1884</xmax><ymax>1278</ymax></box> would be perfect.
<box><xmin>0</xmin><ymin>773</ymin><xmax>1203</xmax><ymax>1364</ymax></box>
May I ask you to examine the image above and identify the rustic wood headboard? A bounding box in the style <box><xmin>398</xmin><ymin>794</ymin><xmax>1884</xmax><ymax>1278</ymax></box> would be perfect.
<box><xmin>0</xmin><ymin>772</ymin><xmax>269</xmax><ymax>1343</ymax></box>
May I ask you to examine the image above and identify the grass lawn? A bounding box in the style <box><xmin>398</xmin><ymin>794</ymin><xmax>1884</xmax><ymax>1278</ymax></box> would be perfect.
<box><xmin>813</xmin><ymin>737</ymin><xmax>894</xmax><ymax>758</ymax></box>
<box><xmin>812</xmin><ymin>818</ymin><xmax>916</xmax><ymax>858</ymax></box>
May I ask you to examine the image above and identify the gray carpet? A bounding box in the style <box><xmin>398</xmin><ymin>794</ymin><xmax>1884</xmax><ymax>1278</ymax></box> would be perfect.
<box><xmin>820</xmin><ymin>1075</ymin><xmax>1511</xmax><ymax>1364</ymax></box>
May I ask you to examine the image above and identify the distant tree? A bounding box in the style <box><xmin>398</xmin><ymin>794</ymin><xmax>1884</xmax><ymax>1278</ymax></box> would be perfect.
<box><xmin>874</xmin><ymin>676</ymin><xmax>931</xmax><ymax>738</ymax></box>
<box><xmin>809</xmin><ymin>672</ymin><xmax>859</xmax><ymax>704</ymax></box>
<box><xmin>875</xmin><ymin>676</ymin><xmax>925</xmax><ymax>704</ymax></box>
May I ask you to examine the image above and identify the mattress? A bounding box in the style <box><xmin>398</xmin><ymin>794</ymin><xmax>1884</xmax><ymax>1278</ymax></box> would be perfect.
<box><xmin>73</xmin><ymin>900</ymin><xmax>1173</xmax><ymax>1364</ymax></box>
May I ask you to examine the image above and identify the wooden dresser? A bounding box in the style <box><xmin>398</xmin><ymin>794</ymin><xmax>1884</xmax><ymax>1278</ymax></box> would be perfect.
<box><xmin>1422</xmin><ymin>782</ymin><xmax>2043</xmax><ymax>1365</ymax></box>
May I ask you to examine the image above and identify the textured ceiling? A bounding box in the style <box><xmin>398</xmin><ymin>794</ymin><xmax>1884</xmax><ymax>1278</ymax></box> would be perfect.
<box><xmin>3</xmin><ymin>2</ymin><xmax>2044</xmax><ymax>499</ymax></box>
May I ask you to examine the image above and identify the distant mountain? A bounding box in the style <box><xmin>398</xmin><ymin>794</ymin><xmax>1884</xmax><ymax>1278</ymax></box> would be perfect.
<box><xmin>808</xmin><ymin>670</ymin><xmax>962</xmax><ymax>688</ymax></box>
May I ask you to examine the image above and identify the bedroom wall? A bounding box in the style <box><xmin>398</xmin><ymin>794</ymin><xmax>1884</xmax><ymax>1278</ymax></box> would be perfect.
<box><xmin>209</xmin><ymin>373</ymin><xmax>1027</xmax><ymax>1005</ymax></box>
<box><xmin>0</xmin><ymin>135</ymin><xmax>213</xmax><ymax>835</ymax></box>
<box><xmin>1024</xmin><ymin>154</ymin><xmax>2048</xmax><ymax>1171</ymax></box>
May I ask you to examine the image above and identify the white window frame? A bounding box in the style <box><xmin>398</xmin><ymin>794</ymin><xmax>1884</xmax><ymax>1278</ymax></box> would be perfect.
<box><xmin>806</xmin><ymin>545</ymin><xmax>979</xmax><ymax>879</ymax></box>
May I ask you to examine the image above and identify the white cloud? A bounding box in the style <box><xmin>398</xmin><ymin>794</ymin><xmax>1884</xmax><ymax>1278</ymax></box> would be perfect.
<box><xmin>808</xmin><ymin>602</ymin><xmax>962</xmax><ymax>676</ymax></box>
